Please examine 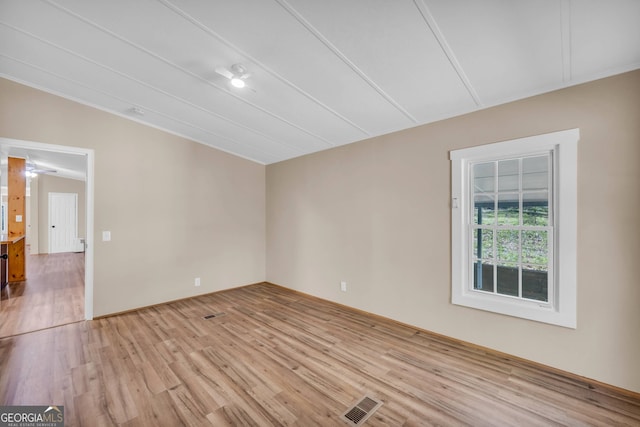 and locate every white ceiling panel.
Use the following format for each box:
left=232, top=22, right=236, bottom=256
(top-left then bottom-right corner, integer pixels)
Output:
left=50, top=0, right=368, bottom=146
left=0, top=2, right=336, bottom=154
left=0, top=26, right=305, bottom=161
left=570, top=0, right=640, bottom=80
left=166, top=0, right=416, bottom=134
left=0, top=0, right=638, bottom=166
left=425, top=0, right=565, bottom=105
left=284, top=0, right=477, bottom=121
